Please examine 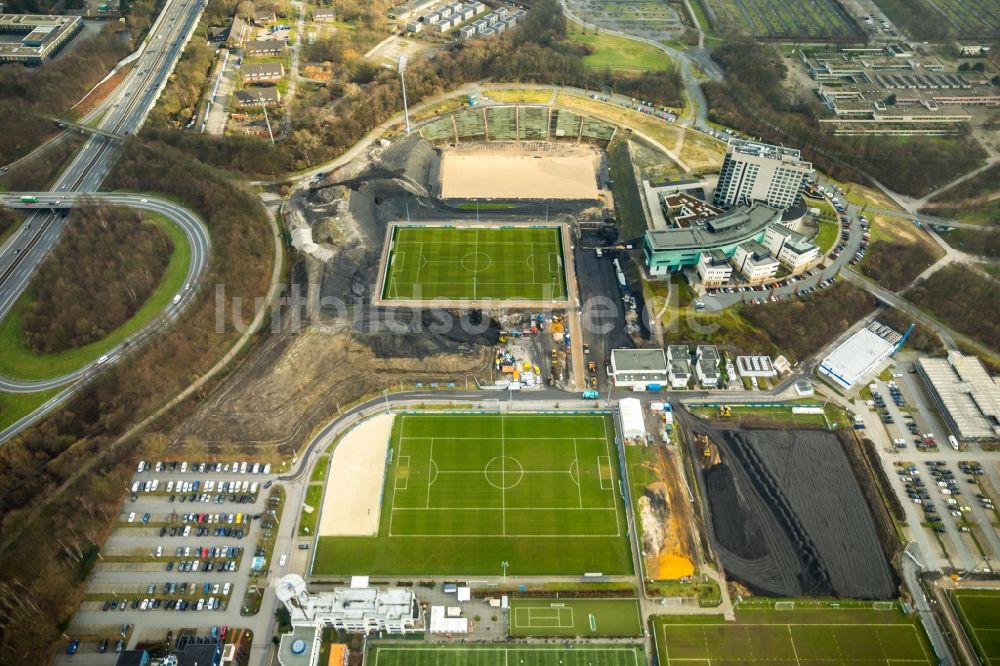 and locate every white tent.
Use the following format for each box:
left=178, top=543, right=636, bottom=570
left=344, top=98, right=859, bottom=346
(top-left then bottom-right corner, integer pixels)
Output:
left=619, top=397, right=646, bottom=439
